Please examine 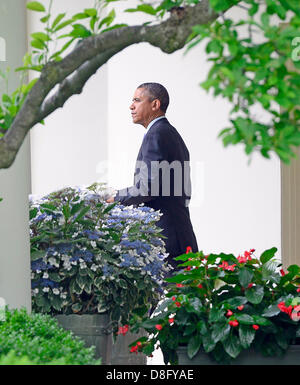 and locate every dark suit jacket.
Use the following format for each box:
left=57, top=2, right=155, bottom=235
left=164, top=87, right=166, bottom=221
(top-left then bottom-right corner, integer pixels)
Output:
left=115, top=117, right=198, bottom=268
